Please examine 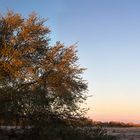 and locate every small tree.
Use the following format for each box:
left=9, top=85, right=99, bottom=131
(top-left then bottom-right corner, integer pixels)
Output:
left=0, top=11, right=87, bottom=127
